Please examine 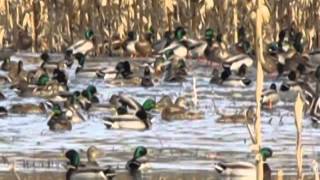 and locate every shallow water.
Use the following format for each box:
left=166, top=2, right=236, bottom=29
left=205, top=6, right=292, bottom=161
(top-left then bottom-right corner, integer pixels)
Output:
left=0, top=53, right=320, bottom=179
